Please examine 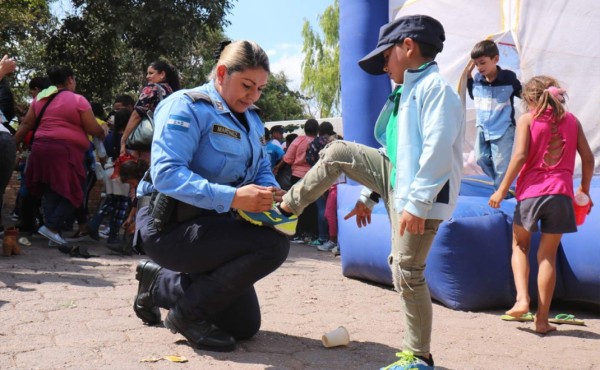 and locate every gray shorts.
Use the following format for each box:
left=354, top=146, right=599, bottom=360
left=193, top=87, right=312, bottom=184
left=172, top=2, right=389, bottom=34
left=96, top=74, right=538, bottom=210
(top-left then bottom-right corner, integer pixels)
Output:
left=514, top=194, right=577, bottom=234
